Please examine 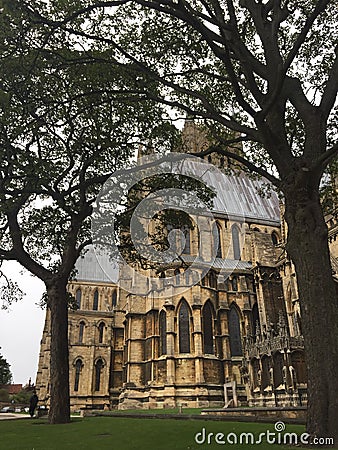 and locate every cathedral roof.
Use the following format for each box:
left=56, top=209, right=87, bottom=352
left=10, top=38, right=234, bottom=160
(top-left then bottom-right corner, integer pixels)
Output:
left=74, top=250, right=253, bottom=284
left=183, top=159, right=280, bottom=225
left=212, top=173, right=280, bottom=224
left=181, top=255, right=252, bottom=271
left=74, top=163, right=280, bottom=283
left=74, top=247, right=118, bottom=284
